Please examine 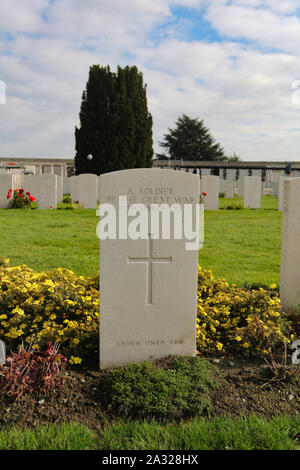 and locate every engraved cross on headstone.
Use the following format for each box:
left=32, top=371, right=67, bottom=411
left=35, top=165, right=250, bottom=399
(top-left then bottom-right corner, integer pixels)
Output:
left=128, top=237, right=172, bottom=306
